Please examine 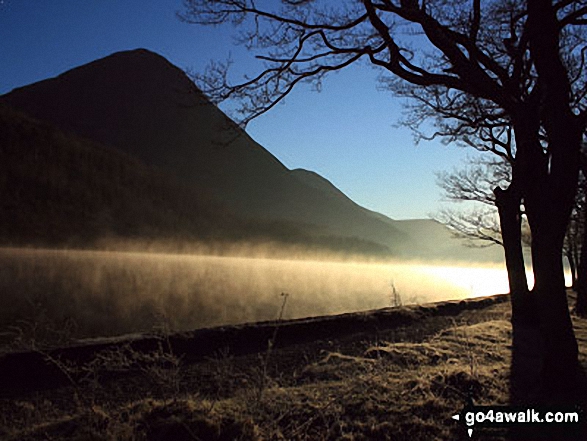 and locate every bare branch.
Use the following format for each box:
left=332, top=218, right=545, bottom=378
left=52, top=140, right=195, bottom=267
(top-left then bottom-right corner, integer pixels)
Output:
left=436, top=207, right=503, bottom=247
